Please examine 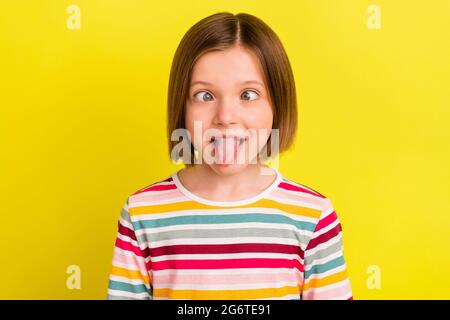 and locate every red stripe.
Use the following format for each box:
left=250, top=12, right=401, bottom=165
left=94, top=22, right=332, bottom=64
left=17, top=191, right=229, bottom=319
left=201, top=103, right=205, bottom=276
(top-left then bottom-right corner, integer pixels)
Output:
left=152, top=258, right=304, bottom=272
left=150, top=243, right=304, bottom=260
left=118, top=223, right=137, bottom=241
left=115, top=237, right=146, bottom=258
left=306, top=223, right=342, bottom=251
left=315, top=211, right=338, bottom=232
left=132, top=181, right=176, bottom=195
left=117, top=222, right=151, bottom=257
left=279, top=182, right=326, bottom=198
